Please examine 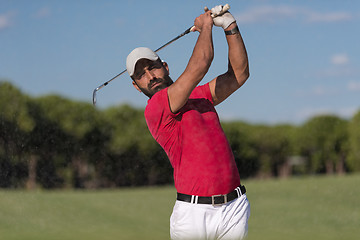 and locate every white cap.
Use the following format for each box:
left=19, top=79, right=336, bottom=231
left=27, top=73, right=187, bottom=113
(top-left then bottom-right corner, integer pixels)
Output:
left=126, top=47, right=159, bottom=77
